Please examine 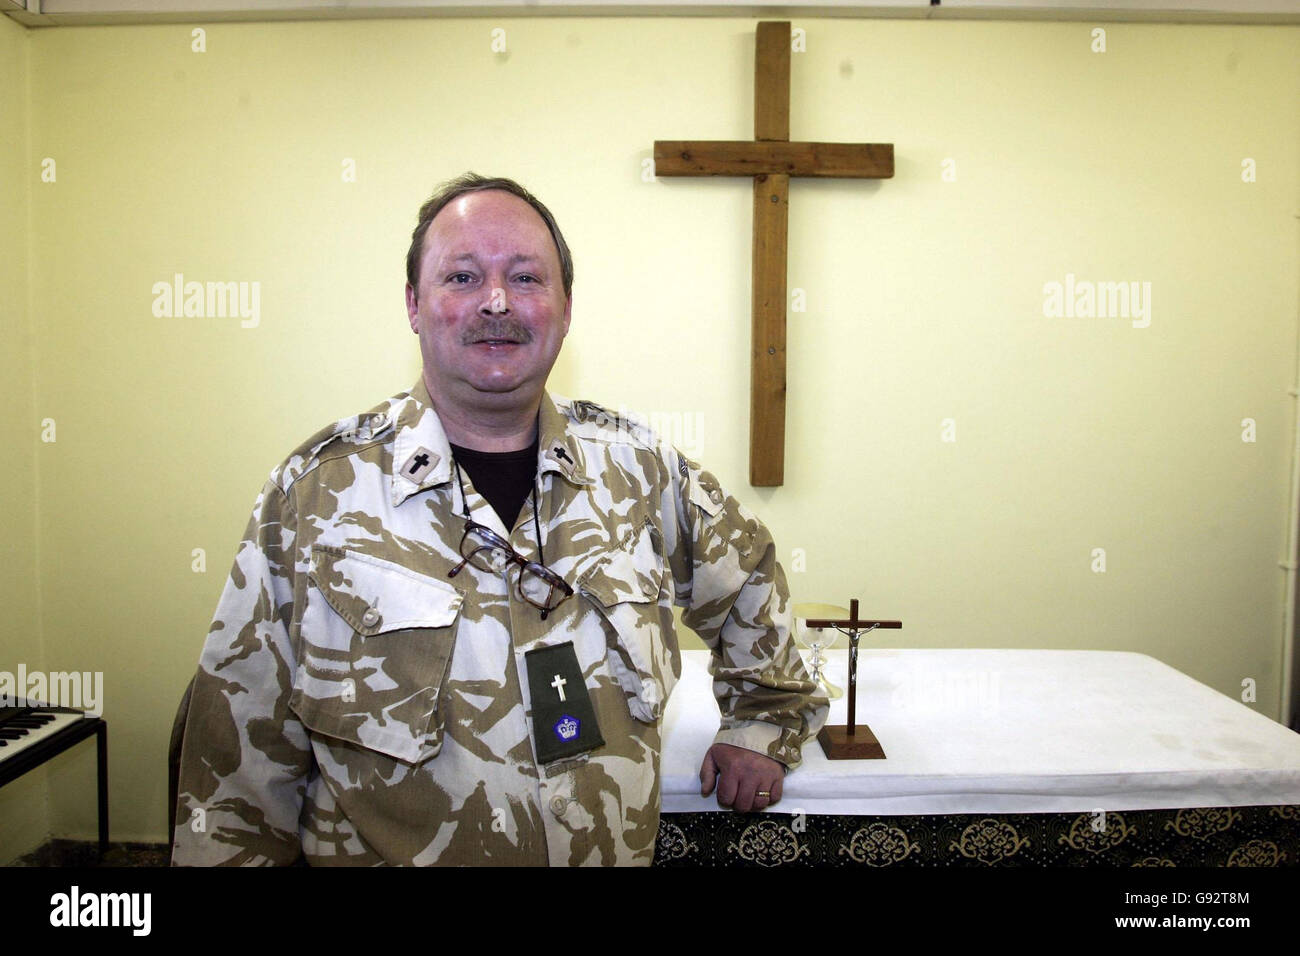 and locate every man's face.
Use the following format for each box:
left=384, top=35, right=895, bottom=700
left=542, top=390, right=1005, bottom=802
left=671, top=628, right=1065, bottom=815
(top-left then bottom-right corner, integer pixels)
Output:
left=405, top=189, right=571, bottom=410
